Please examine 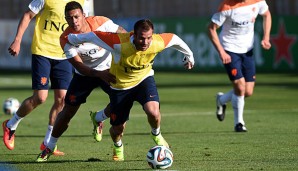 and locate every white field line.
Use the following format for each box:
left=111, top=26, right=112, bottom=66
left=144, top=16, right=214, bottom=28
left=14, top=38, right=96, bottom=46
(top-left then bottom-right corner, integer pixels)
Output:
left=0, top=77, right=30, bottom=85
left=130, top=109, right=298, bottom=118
